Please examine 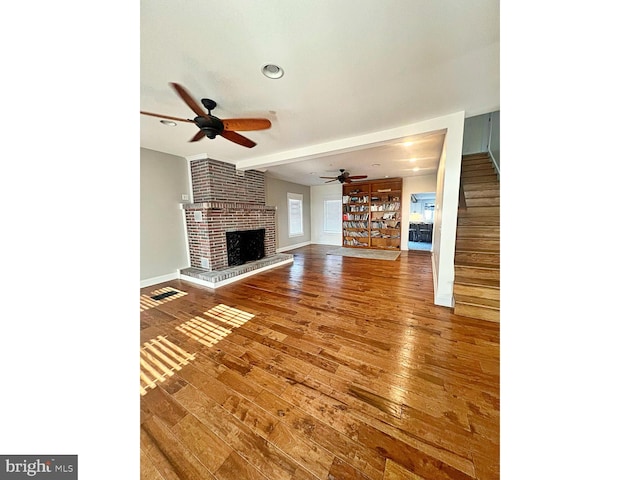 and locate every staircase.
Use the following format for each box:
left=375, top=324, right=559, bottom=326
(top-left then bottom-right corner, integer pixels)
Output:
left=453, top=152, right=500, bottom=322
